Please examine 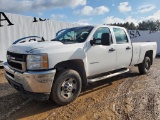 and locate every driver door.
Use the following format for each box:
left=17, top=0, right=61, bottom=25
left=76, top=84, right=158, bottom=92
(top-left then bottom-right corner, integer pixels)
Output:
left=86, top=27, right=116, bottom=76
